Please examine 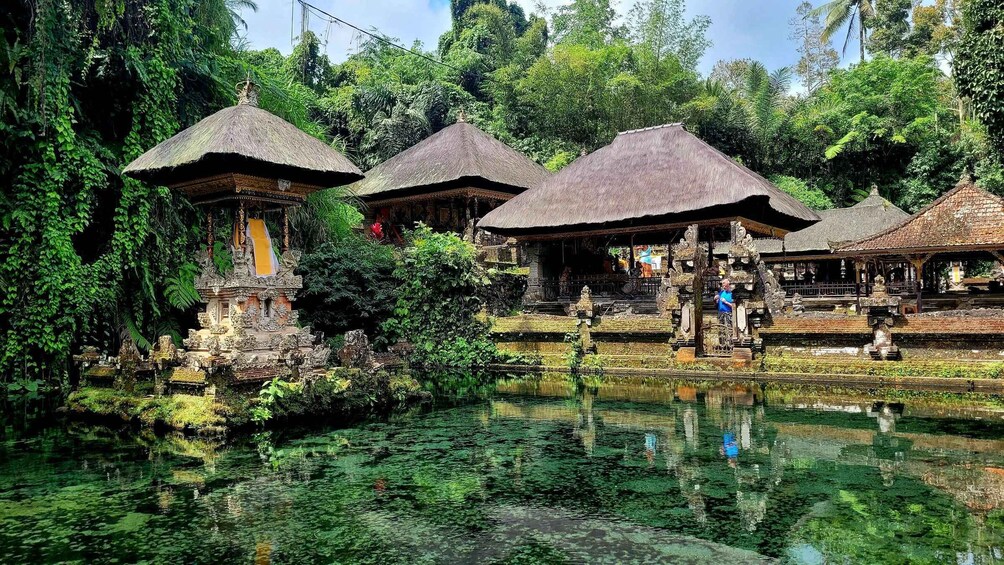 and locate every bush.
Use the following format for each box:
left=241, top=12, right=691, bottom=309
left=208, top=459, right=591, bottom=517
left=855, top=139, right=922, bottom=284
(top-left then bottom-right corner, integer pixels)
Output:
left=296, top=235, right=397, bottom=345
left=382, top=226, right=498, bottom=390
left=770, top=175, right=834, bottom=210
